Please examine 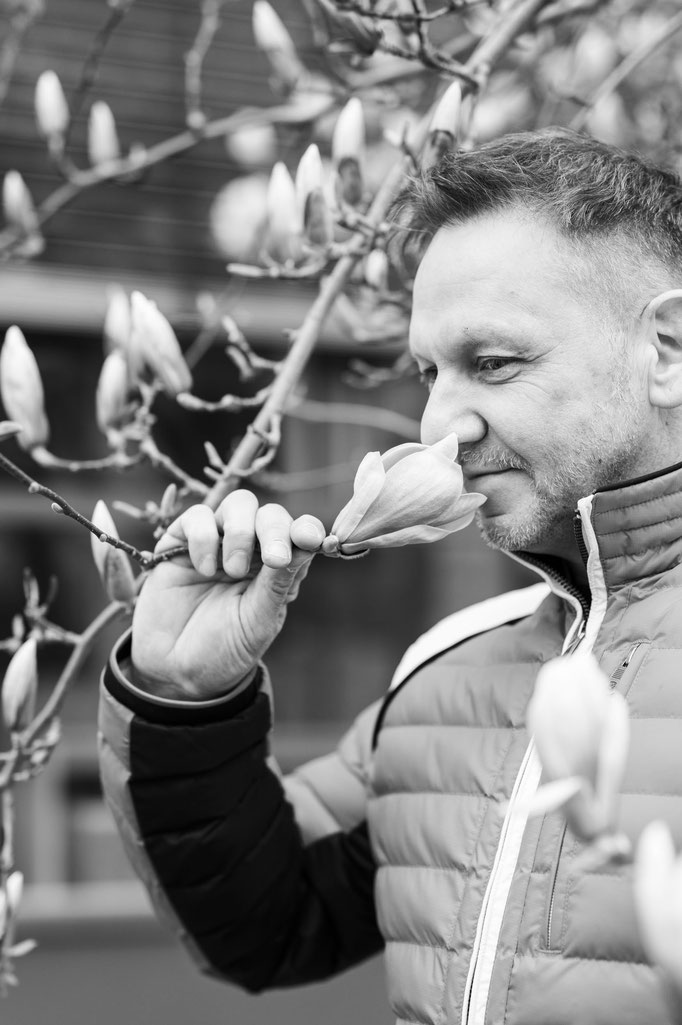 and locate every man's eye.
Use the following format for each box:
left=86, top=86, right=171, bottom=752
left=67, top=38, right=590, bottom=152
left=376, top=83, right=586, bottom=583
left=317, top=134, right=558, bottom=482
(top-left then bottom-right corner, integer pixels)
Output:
left=477, top=356, right=518, bottom=376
